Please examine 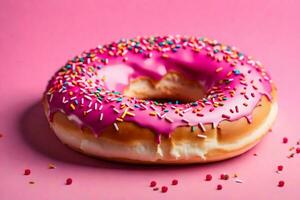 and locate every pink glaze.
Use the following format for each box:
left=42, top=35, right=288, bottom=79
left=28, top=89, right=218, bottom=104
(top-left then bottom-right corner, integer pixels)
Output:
left=45, top=35, right=273, bottom=141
